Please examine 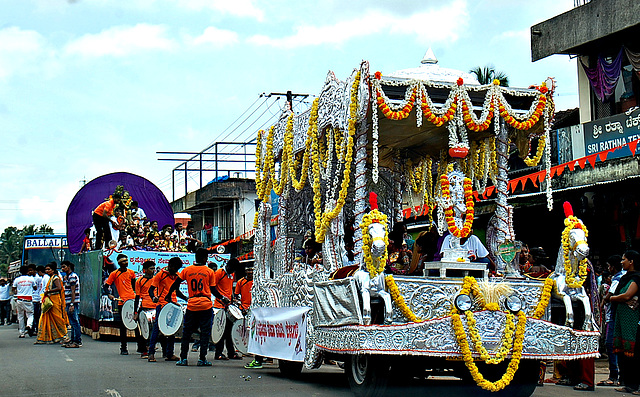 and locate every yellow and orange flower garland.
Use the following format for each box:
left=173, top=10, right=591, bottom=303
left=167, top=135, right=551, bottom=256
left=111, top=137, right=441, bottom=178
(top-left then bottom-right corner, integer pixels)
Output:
left=532, top=278, right=555, bottom=319
left=385, top=275, right=422, bottom=323
left=450, top=277, right=527, bottom=392
left=440, top=174, right=475, bottom=238
left=313, top=70, right=360, bottom=243
left=523, top=134, right=546, bottom=167
left=562, top=216, right=589, bottom=288
left=290, top=98, right=320, bottom=191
